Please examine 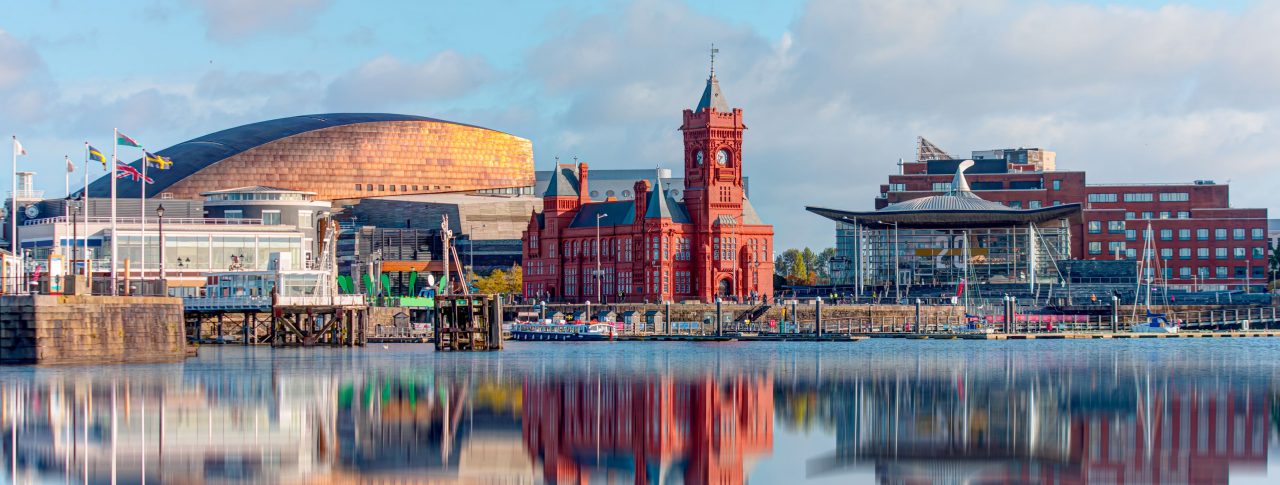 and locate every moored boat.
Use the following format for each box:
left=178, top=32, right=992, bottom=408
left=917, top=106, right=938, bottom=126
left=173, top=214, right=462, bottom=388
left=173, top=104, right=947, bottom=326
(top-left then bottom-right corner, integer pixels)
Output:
left=510, top=320, right=617, bottom=341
